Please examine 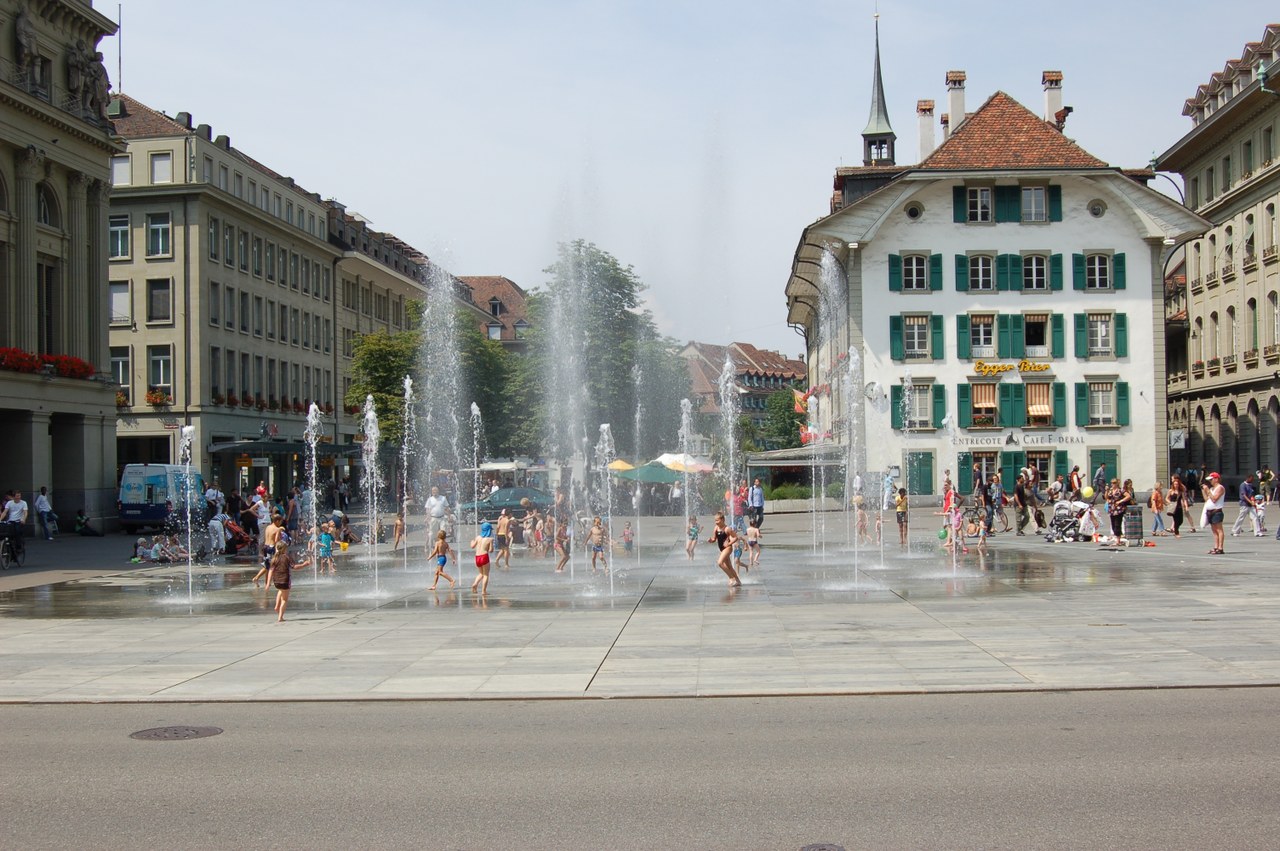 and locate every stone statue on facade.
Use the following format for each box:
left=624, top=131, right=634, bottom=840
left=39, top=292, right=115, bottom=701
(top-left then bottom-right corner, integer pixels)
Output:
left=88, top=51, right=110, bottom=121
left=67, top=38, right=89, bottom=106
left=15, top=6, right=37, bottom=73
